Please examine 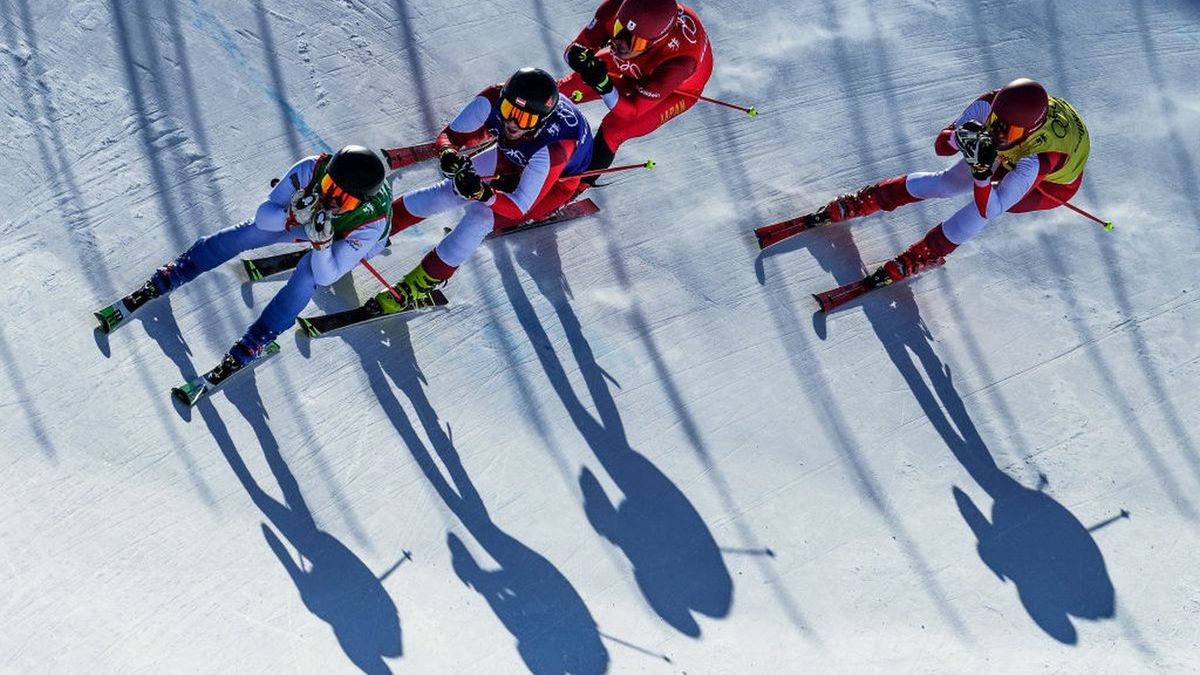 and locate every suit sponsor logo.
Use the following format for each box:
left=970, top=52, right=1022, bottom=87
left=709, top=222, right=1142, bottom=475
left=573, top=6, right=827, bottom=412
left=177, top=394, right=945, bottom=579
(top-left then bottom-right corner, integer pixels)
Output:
left=502, top=147, right=528, bottom=165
